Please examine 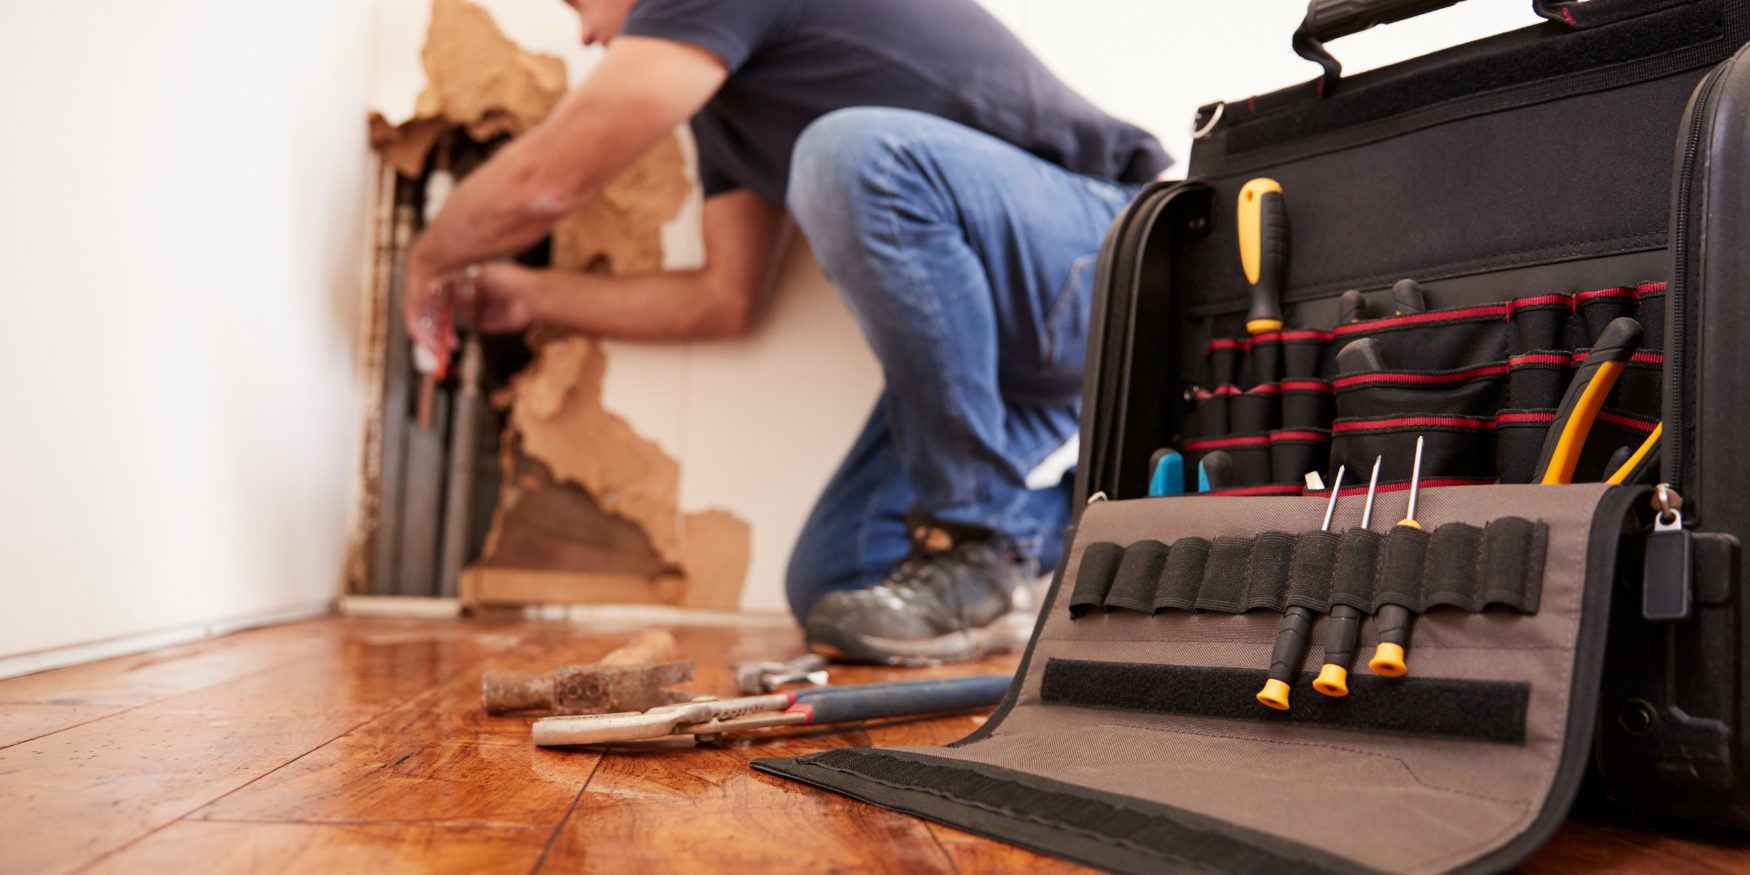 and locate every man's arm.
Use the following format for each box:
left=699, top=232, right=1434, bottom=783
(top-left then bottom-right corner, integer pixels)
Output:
left=403, top=35, right=728, bottom=356
left=473, top=189, right=785, bottom=340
